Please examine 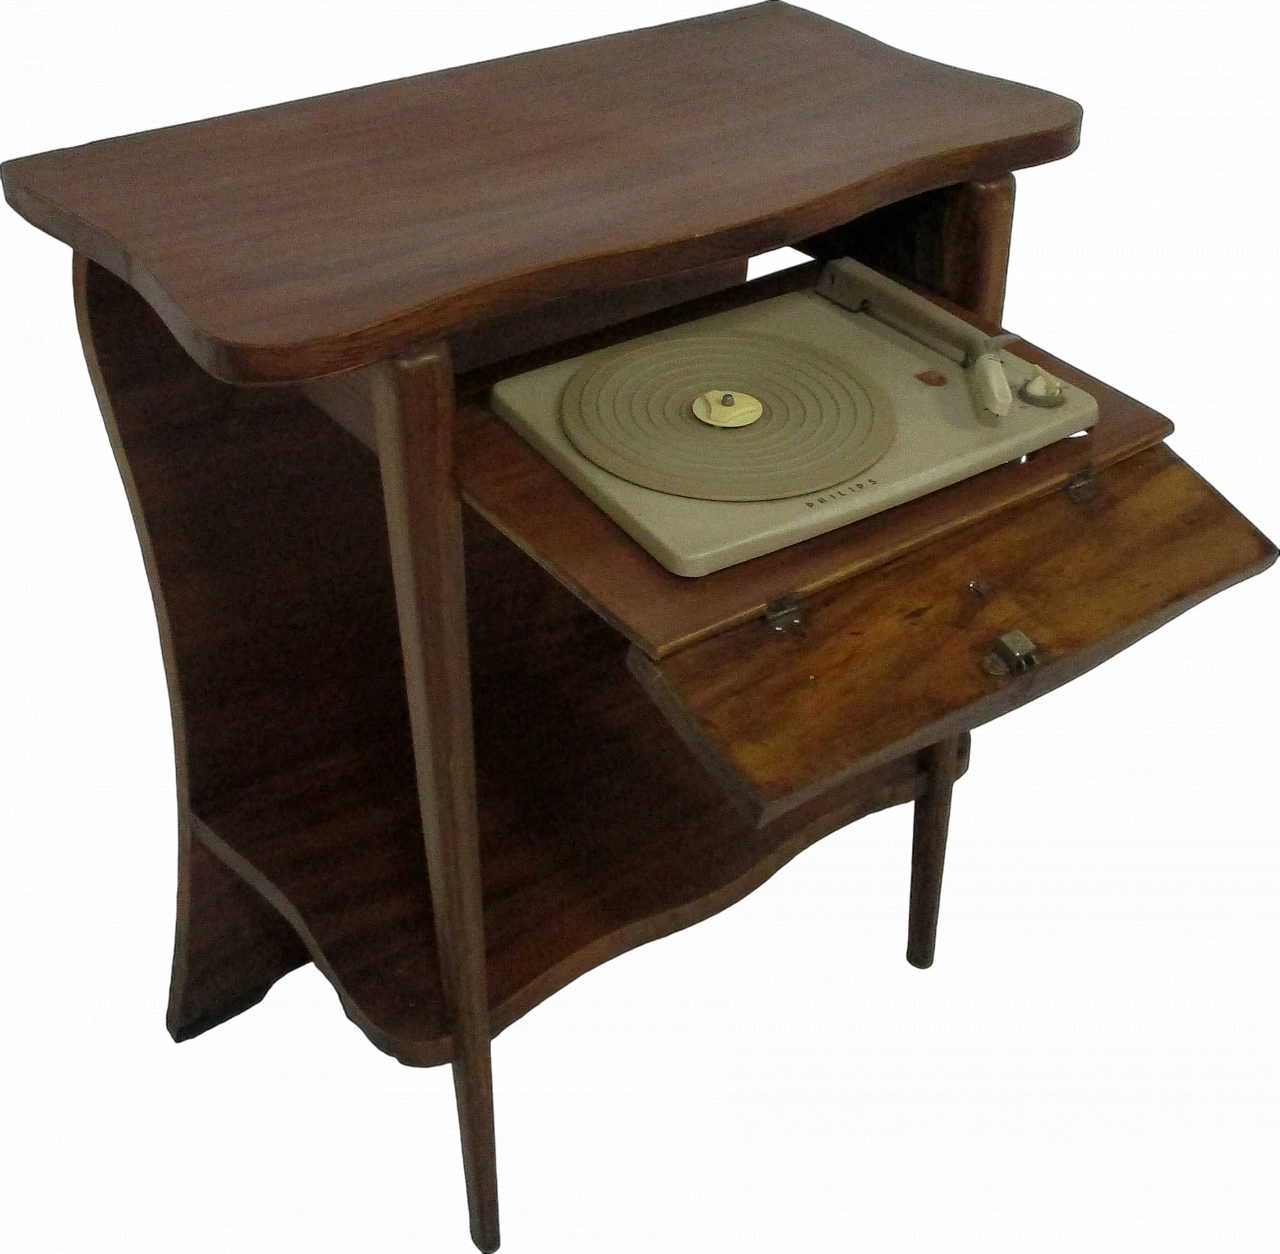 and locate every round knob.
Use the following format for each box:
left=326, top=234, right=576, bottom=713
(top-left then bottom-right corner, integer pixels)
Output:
left=1025, top=368, right=1059, bottom=399
left=1018, top=366, right=1067, bottom=408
